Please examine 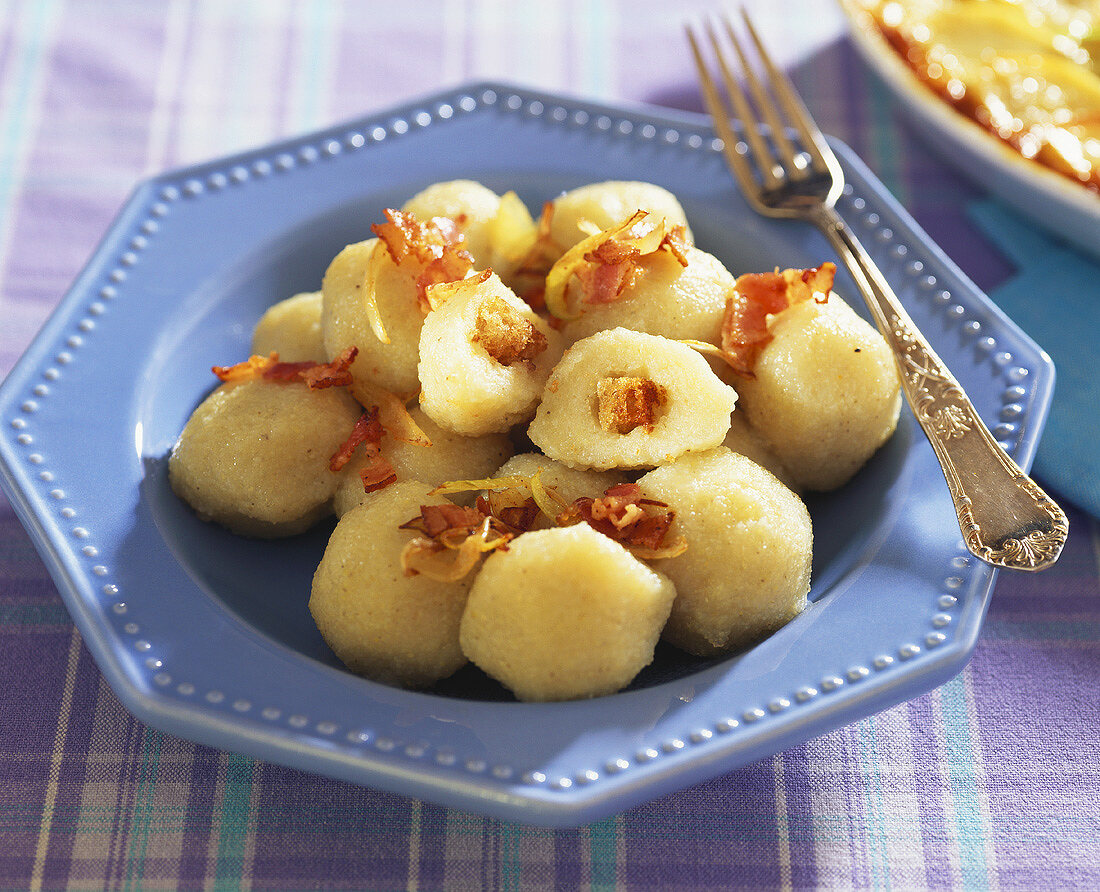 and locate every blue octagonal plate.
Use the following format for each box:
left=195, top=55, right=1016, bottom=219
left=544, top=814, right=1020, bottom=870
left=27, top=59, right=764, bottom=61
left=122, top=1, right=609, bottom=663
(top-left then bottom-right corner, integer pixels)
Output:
left=0, top=83, right=1053, bottom=826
